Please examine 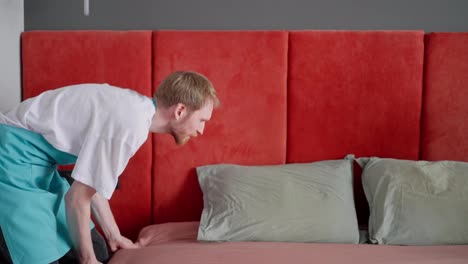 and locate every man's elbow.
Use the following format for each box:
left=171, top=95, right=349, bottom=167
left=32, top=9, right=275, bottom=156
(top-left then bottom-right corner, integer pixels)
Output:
left=65, top=189, right=82, bottom=208
left=65, top=181, right=96, bottom=208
